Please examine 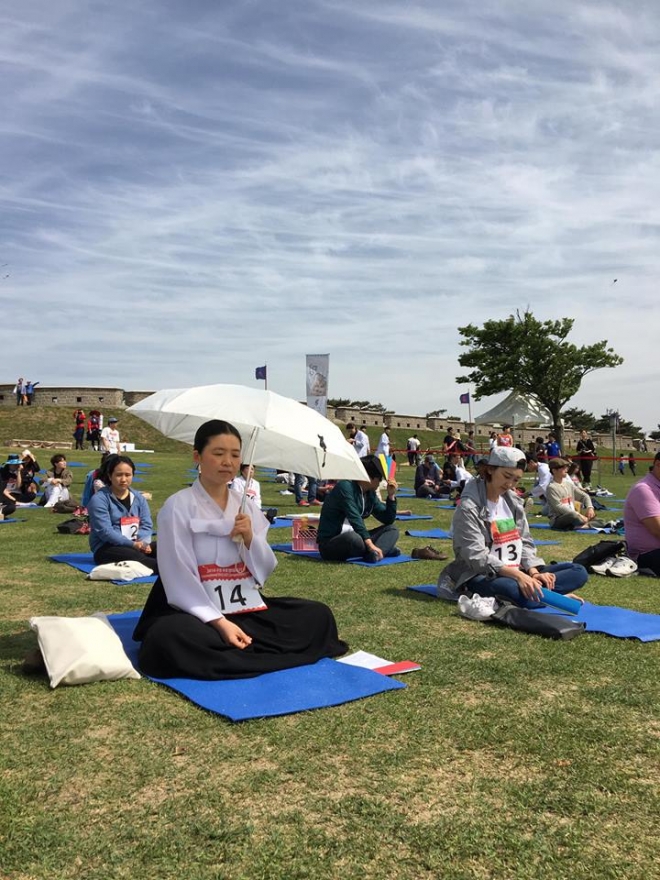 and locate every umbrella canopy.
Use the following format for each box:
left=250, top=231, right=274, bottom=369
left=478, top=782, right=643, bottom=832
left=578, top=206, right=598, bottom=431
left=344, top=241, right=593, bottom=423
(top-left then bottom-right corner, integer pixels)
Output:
left=475, top=390, right=552, bottom=427
left=128, top=384, right=369, bottom=481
